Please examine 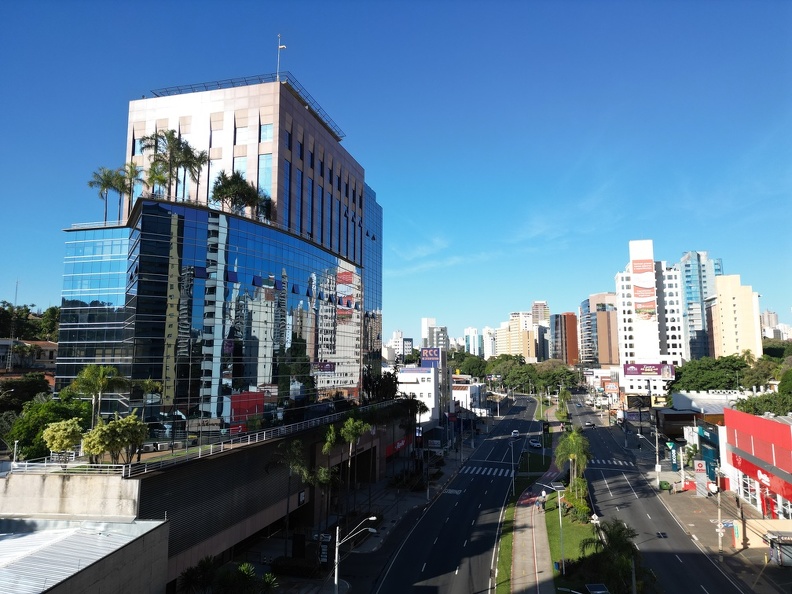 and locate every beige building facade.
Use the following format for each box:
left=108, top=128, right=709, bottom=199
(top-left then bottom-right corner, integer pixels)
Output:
left=706, top=274, right=762, bottom=359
